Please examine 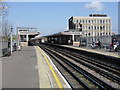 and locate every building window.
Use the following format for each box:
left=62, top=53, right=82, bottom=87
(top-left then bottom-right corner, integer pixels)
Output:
left=97, top=20, right=99, bottom=23
left=92, top=20, right=93, bottom=23
left=109, top=26, right=111, bottom=30
left=94, top=26, right=96, bottom=30
left=103, top=32, right=105, bottom=35
left=91, top=26, right=93, bottom=30
left=94, top=20, right=96, bottom=23
left=106, top=26, right=108, bottom=29
left=79, top=20, right=81, bottom=23
left=98, top=33, right=99, bottom=36
left=103, top=20, right=105, bottom=23
left=89, top=20, right=90, bottom=23
left=80, top=20, right=82, bottom=23
left=73, top=20, right=76, bottom=23
left=100, top=26, right=102, bottom=30
left=88, top=33, right=90, bottom=36
left=83, top=20, right=84, bottom=23
left=106, top=20, right=108, bottom=23
left=100, top=20, right=102, bottom=23
left=97, top=26, right=99, bottom=29
left=89, top=26, right=90, bottom=29
left=77, top=20, right=78, bottom=23
left=103, top=26, right=105, bottom=30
